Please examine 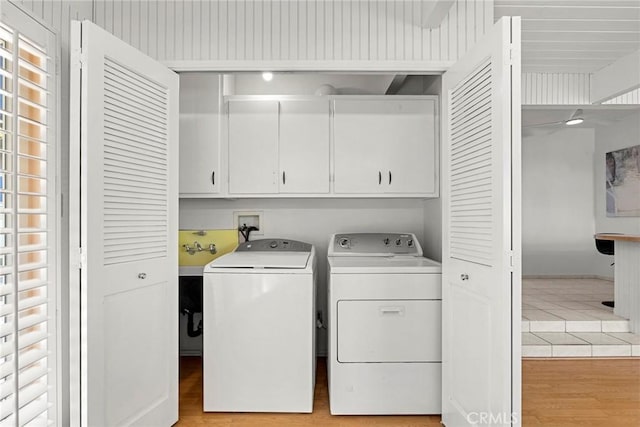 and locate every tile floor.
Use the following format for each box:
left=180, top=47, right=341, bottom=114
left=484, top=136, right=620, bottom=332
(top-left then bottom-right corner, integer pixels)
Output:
left=522, top=278, right=640, bottom=358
